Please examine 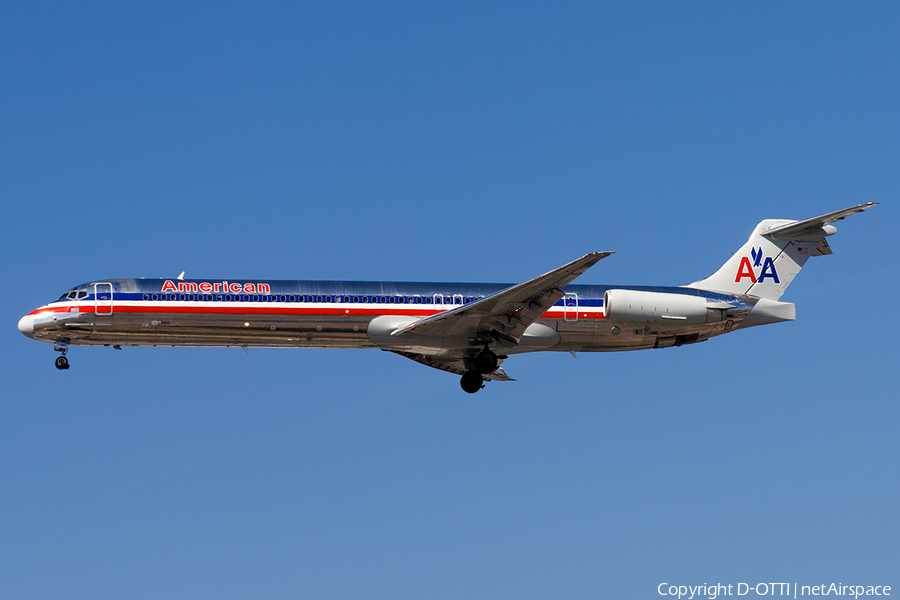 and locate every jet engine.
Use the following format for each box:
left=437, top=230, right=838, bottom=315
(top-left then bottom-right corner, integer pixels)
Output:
left=603, top=289, right=730, bottom=325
